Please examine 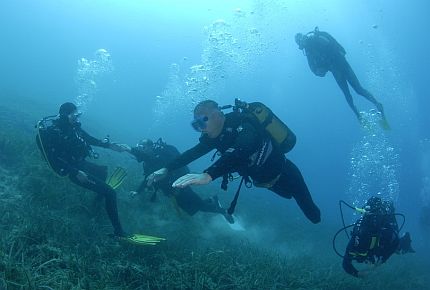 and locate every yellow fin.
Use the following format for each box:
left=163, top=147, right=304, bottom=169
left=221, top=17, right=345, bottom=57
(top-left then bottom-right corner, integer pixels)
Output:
left=379, top=117, right=391, bottom=130
left=106, top=167, right=127, bottom=189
